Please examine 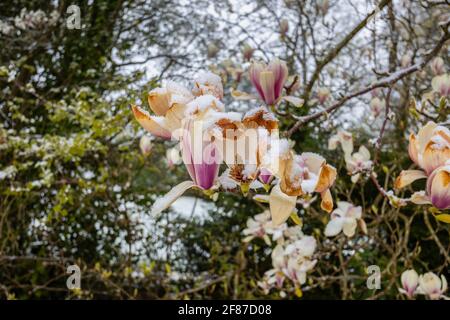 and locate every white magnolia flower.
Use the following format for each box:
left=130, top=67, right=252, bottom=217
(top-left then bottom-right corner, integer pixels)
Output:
left=324, top=201, right=364, bottom=237
left=417, top=272, right=448, bottom=300
left=345, top=145, right=373, bottom=183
